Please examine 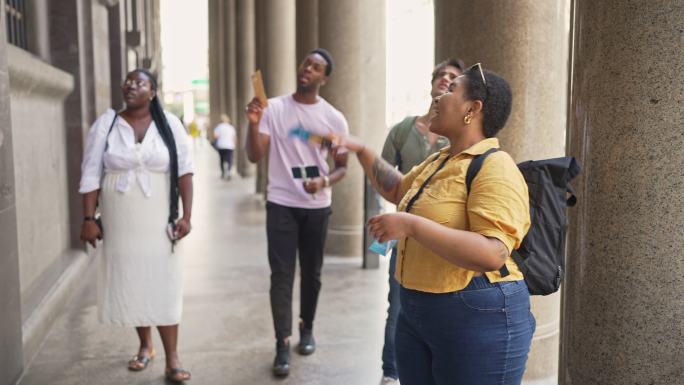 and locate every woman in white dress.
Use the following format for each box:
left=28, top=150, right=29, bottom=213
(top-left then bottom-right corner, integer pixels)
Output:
left=79, top=69, right=194, bottom=383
